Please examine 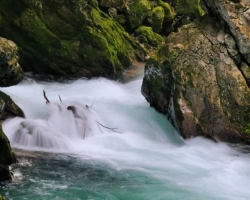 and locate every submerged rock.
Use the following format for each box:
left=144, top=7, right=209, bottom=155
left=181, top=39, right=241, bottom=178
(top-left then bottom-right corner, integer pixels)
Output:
left=0, top=37, right=23, bottom=87
left=142, top=16, right=250, bottom=143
